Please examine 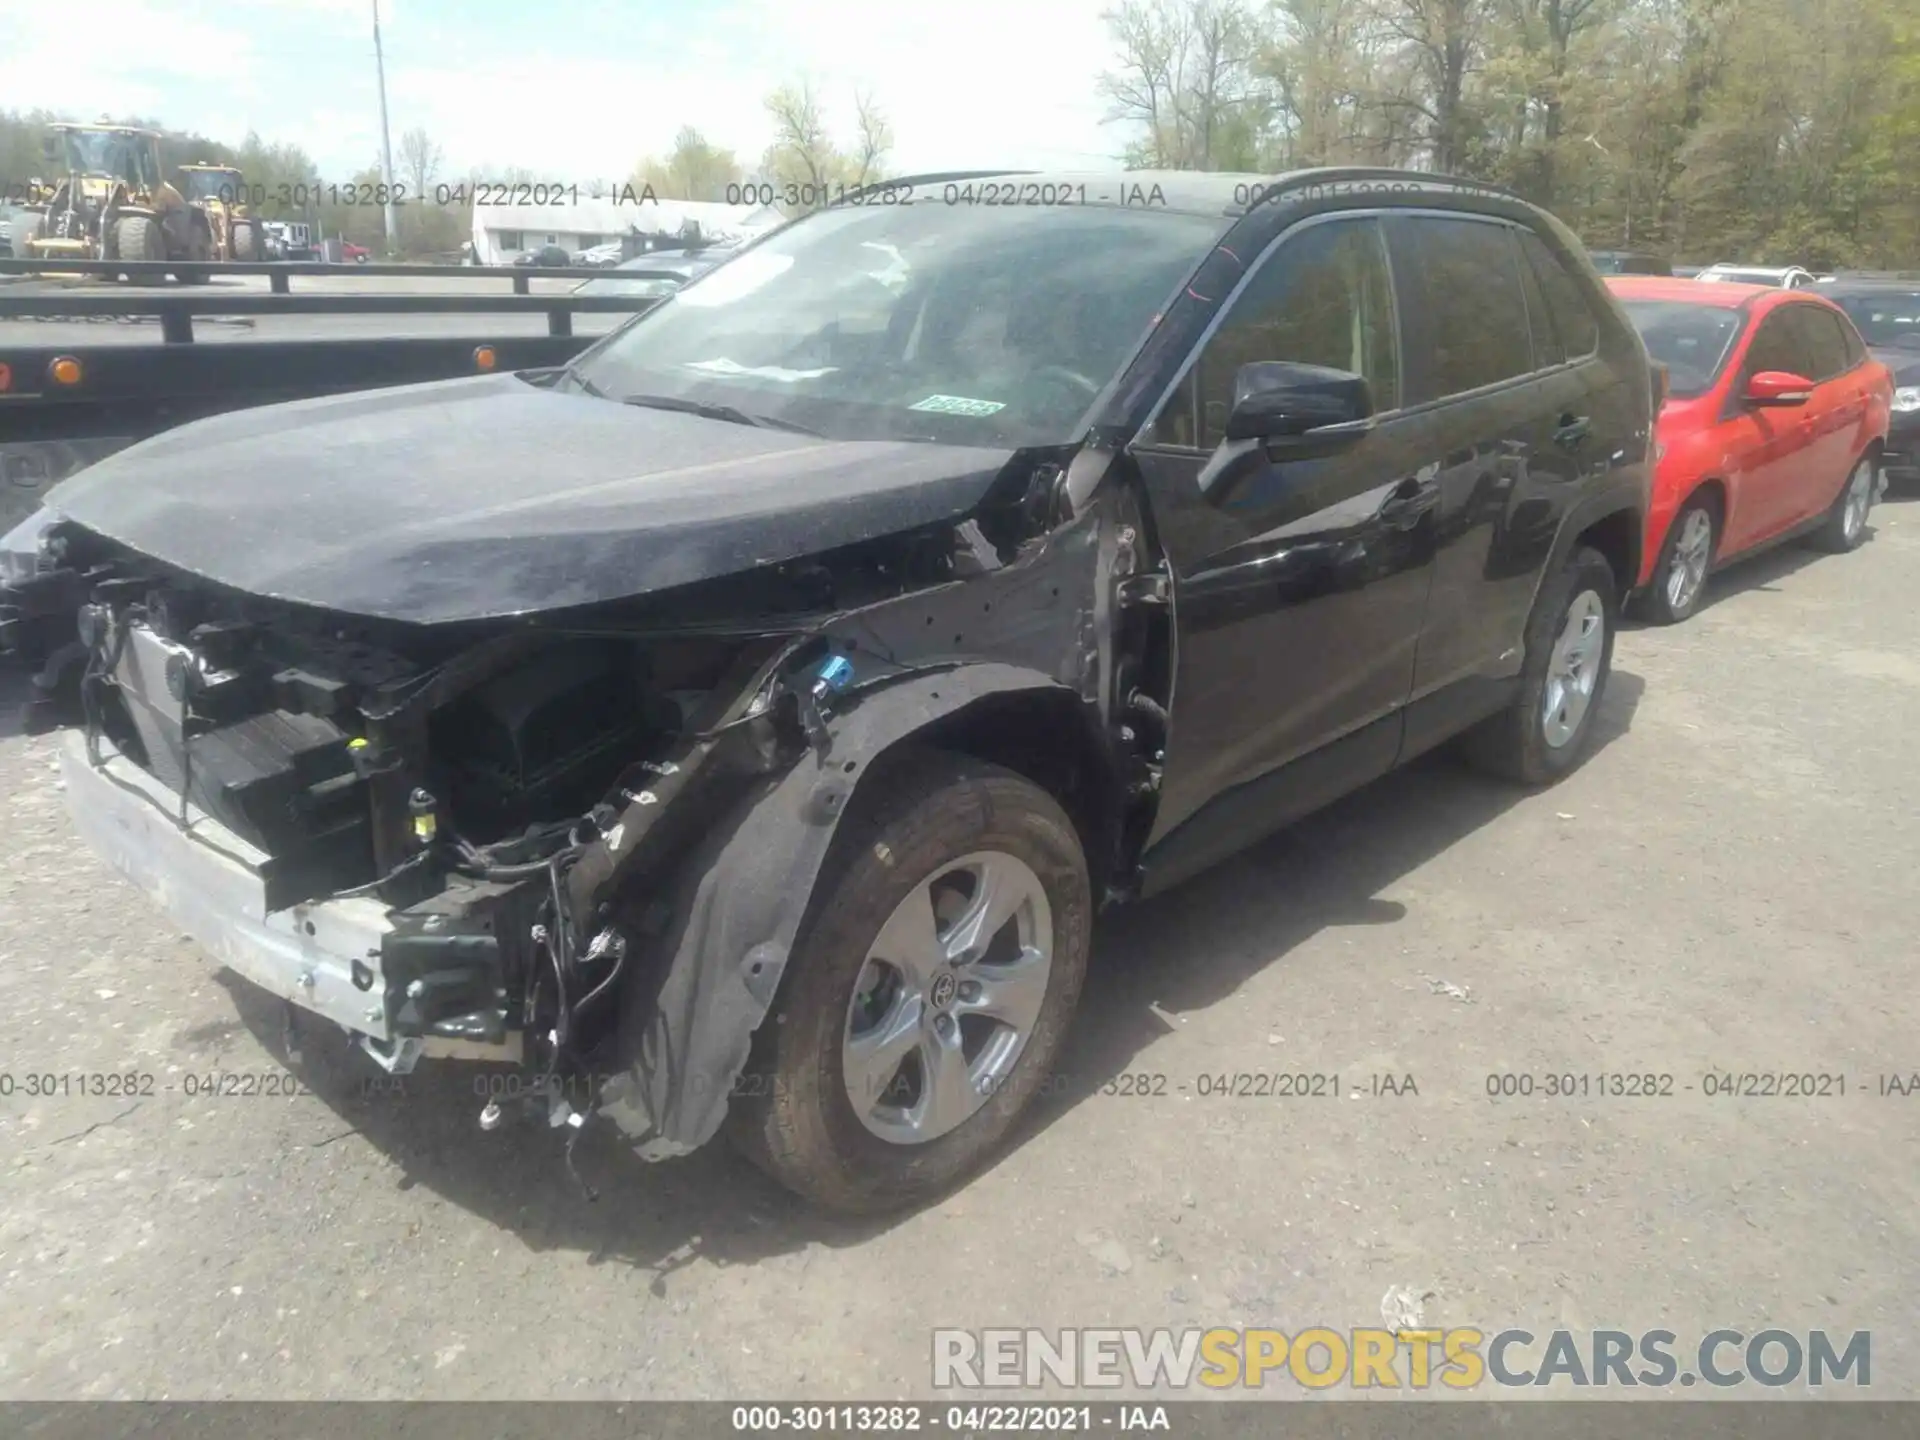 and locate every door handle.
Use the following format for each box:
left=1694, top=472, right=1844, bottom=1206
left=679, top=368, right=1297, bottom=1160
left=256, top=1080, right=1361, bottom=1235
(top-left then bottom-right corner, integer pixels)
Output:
left=1553, top=414, right=1592, bottom=447
left=1379, top=475, right=1441, bottom=528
